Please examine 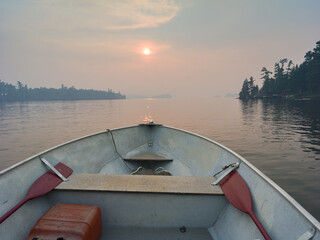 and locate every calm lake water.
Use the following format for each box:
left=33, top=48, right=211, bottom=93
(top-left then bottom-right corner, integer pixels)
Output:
left=0, top=98, right=319, bottom=220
